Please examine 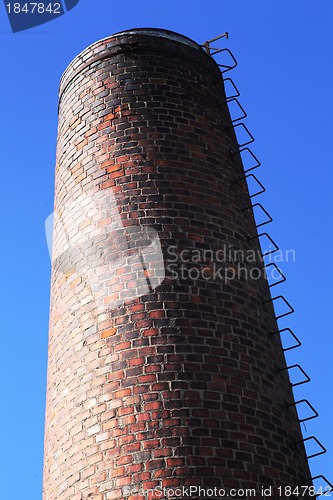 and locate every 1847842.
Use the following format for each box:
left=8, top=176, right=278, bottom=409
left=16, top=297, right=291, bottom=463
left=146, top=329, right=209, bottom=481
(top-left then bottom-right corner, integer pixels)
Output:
left=6, top=2, right=62, bottom=13
left=277, top=485, right=332, bottom=497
